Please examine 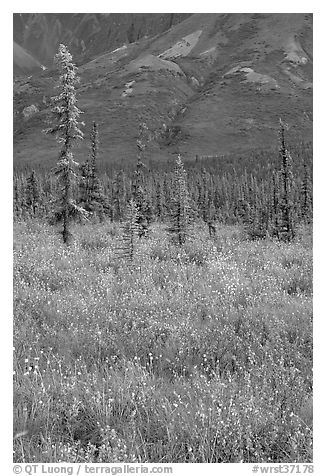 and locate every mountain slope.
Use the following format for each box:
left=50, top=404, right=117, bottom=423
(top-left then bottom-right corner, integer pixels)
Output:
left=13, top=13, right=191, bottom=67
left=13, top=13, right=313, bottom=169
left=13, top=42, right=44, bottom=76
left=153, top=13, right=313, bottom=157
